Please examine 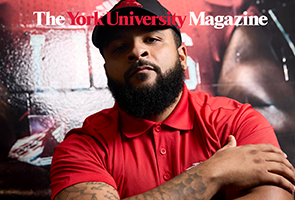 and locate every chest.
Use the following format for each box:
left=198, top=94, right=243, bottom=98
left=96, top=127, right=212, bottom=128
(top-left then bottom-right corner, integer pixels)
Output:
left=112, top=125, right=214, bottom=198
